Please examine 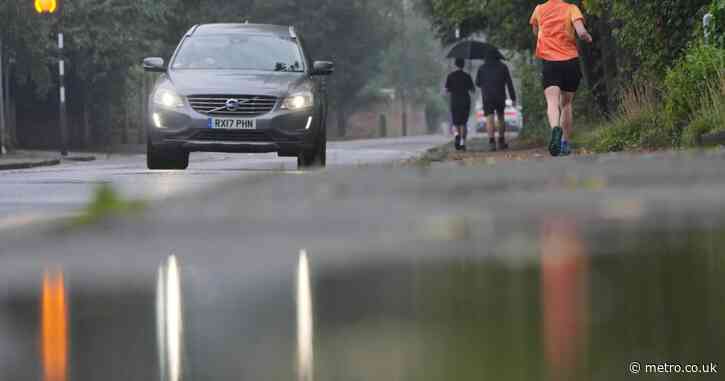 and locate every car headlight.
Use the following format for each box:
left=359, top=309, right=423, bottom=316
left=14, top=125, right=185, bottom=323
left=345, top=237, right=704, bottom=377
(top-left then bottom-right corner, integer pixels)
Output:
left=153, top=88, right=184, bottom=108
left=281, top=91, right=314, bottom=110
